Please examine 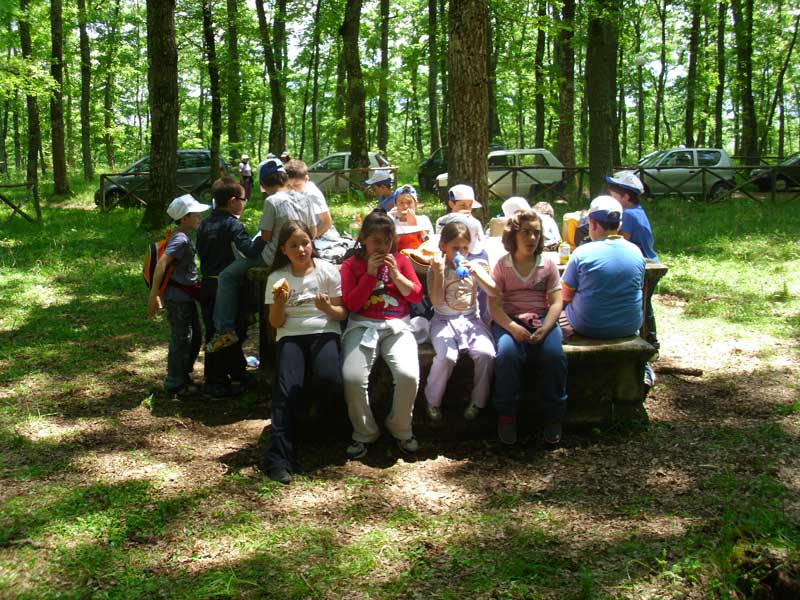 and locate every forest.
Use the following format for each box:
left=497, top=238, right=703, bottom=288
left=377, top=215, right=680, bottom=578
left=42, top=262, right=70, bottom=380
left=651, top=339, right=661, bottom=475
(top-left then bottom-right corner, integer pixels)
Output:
left=0, top=0, right=798, bottom=222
